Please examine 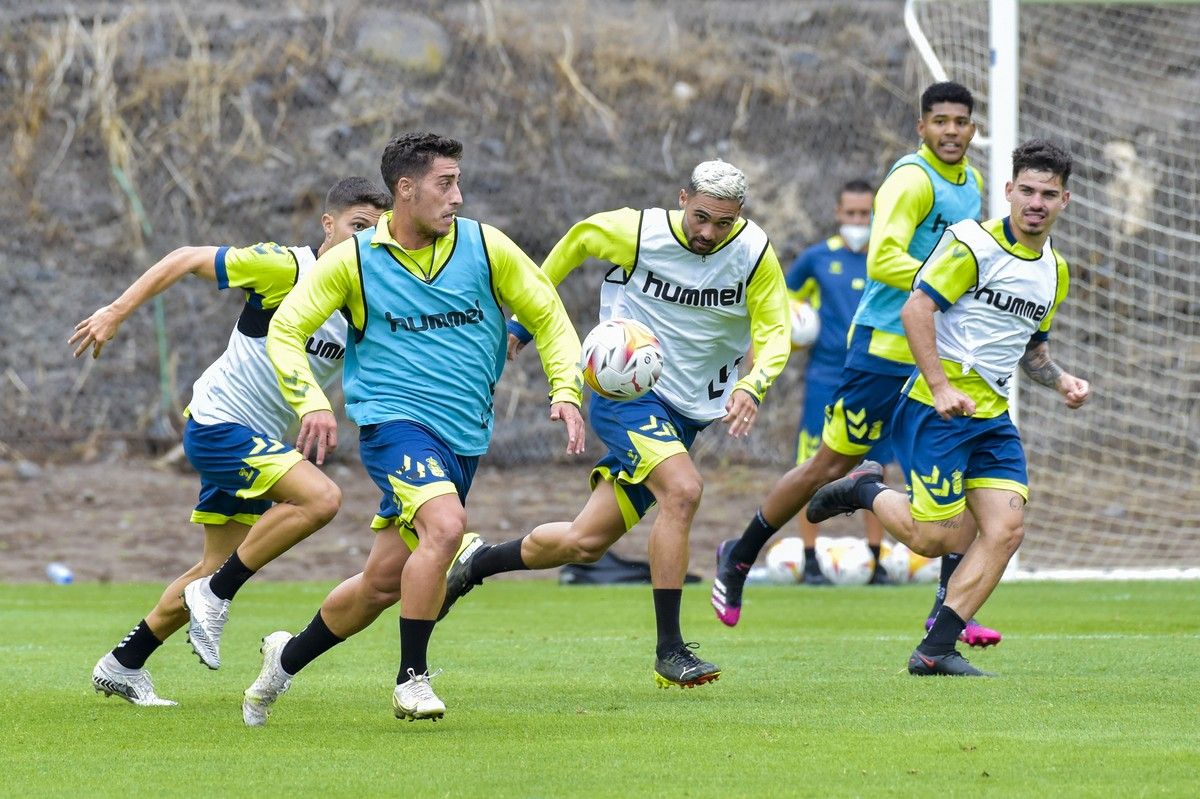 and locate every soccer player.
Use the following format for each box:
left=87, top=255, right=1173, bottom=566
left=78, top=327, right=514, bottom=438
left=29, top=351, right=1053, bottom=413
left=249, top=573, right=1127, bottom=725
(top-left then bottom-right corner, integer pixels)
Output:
left=774, top=179, right=895, bottom=585
left=806, top=139, right=1088, bottom=676
left=438, top=160, right=792, bottom=688
left=241, top=132, right=583, bottom=725
left=712, top=82, right=1000, bottom=645
left=79, top=177, right=391, bottom=705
